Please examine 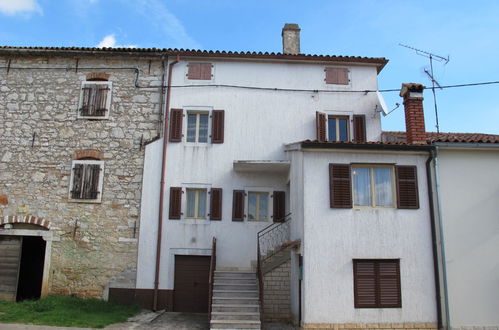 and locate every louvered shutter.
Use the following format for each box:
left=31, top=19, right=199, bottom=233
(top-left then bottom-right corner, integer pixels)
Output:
left=211, top=110, right=224, bottom=143
left=80, top=85, right=92, bottom=116
left=200, top=63, right=212, bottom=80
left=94, top=85, right=109, bottom=116
left=169, top=187, right=182, bottom=219
left=87, top=164, right=101, bottom=199
left=329, top=164, right=352, bottom=208
left=353, top=115, right=366, bottom=143
left=71, top=164, right=84, bottom=199
left=378, top=261, right=401, bottom=307
left=353, top=260, right=377, bottom=308
left=210, top=188, right=222, bottom=221
left=169, top=108, right=183, bottom=142
left=232, top=190, right=245, bottom=221
left=272, top=191, right=286, bottom=222
left=187, top=63, right=201, bottom=79
left=325, top=68, right=349, bottom=85
left=395, top=166, right=419, bottom=209
left=316, top=111, right=327, bottom=142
